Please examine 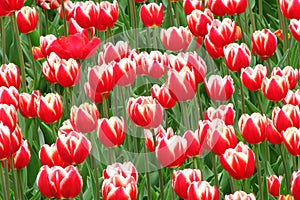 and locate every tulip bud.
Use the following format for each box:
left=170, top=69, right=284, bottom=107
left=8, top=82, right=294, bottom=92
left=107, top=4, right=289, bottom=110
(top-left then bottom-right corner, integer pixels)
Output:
left=223, top=0, right=248, bottom=15
left=187, top=9, right=214, bottom=37
left=144, top=125, right=174, bottom=152
left=103, top=162, right=138, bottom=181
left=19, top=90, right=42, bottom=118
left=267, top=175, right=282, bottom=197
left=271, top=66, right=298, bottom=90
left=0, top=63, right=21, bottom=89
left=291, top=170, right=300, bottom=200
left=224, top=43, right=251, bottom=72
left=206, top=0, right=226, bottom=16
left=205, top=75, right=235, bottom=101
left=283, top=90, right=300, bottom=106
left=39, top=144, right=69, bottom=167
left=266, top=119, right=283, bottom=145
left=290, top=19, right=300, bottom=42
left=279, top=0, right=300, bottom=19
left=252, top=29, right=277, bottom=60
left=0, top=104, right=18, bottom=132
left=113, top=58, right=136, bottom=87
left=204, top=103, right=235, bottom=125
left=183, top=0, right=203, bottom=15
left=36, top=0, right=61, bottom=10
left=261, top=75, right=289, bottom=101
left=54, top=58, right=80, bottom=88
left=16, top=6, right=38, bottom=34
left=187, top=181, right=219, bottom=200
left=98, top=41, right=131, bottom=65
left=0, top=86, right=19, bottom=109
left=204, top=36, right=224, bottom=58
left=58, top=119, right=78, bottom=135
left=140, top=3, right=164, bottom=28
left=0, top=0, right=24, bottom=12
left=96, top=1, right=119, bottom=31
left=283, top=127, right=300, bottom=156
left=151, top=84, right=177, bottom=109
left=241, top=64, right=268, bottom=91
left=58, top=0, right=74, bottom=21
left=183, top=130, right=202, bottom=157
left=40, top=34, right=57, bottom=58
left=224, top=191, right=256, bottom=200
left=0, top=123, right=12, bottom=160
left=73, top=1, right=99, bottom=28
left=272, top=104, right=300, bottom=132
left=13, top=140, right=31, bottom=169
